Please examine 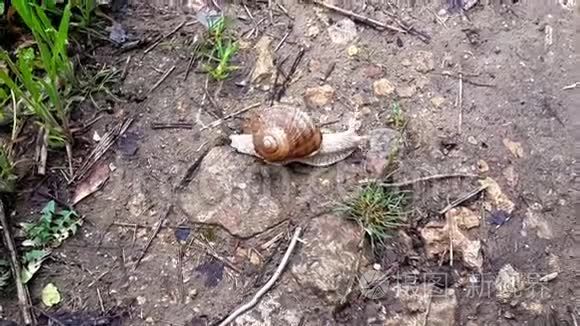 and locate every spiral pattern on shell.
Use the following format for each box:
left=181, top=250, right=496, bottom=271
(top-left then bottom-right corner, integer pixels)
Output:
left=247, top=105, right=323, bottom=162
